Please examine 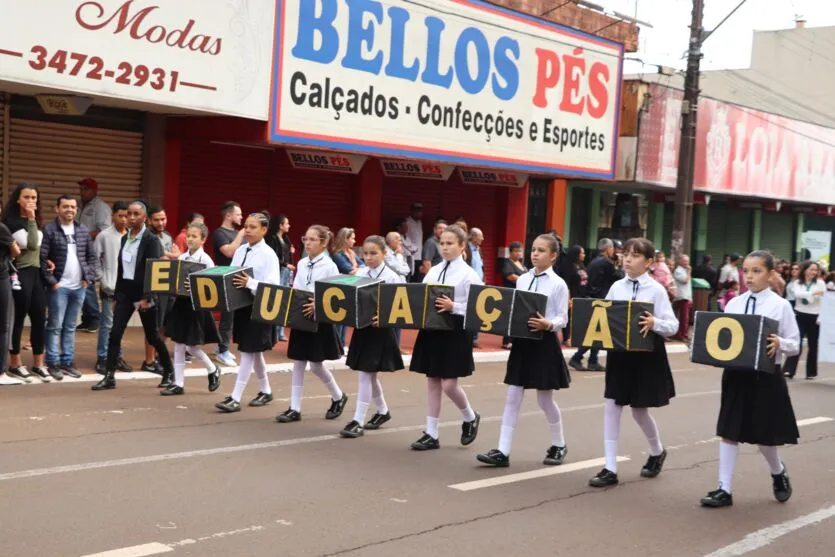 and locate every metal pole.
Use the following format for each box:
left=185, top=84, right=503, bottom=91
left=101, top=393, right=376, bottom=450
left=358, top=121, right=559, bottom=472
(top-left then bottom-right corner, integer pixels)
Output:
left=671, top=0, right=705, bottom=262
